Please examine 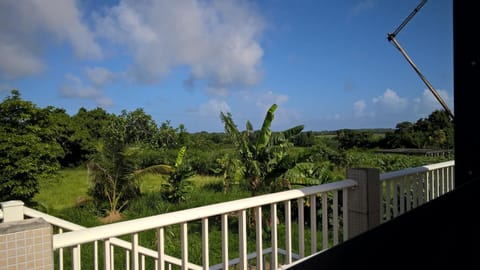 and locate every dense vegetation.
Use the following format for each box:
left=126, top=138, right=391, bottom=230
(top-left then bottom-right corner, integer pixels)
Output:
left=0, top=89, right=453, bottom=220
